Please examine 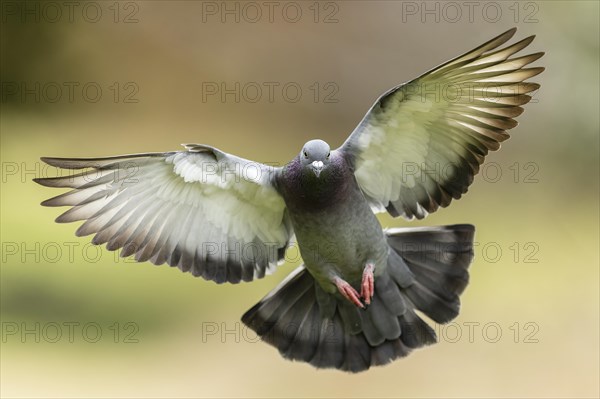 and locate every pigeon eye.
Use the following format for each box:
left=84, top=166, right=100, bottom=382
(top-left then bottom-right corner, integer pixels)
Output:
left=326, top=152, right=330, bottom=159
left=304, top=151, right=308, bottom=158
